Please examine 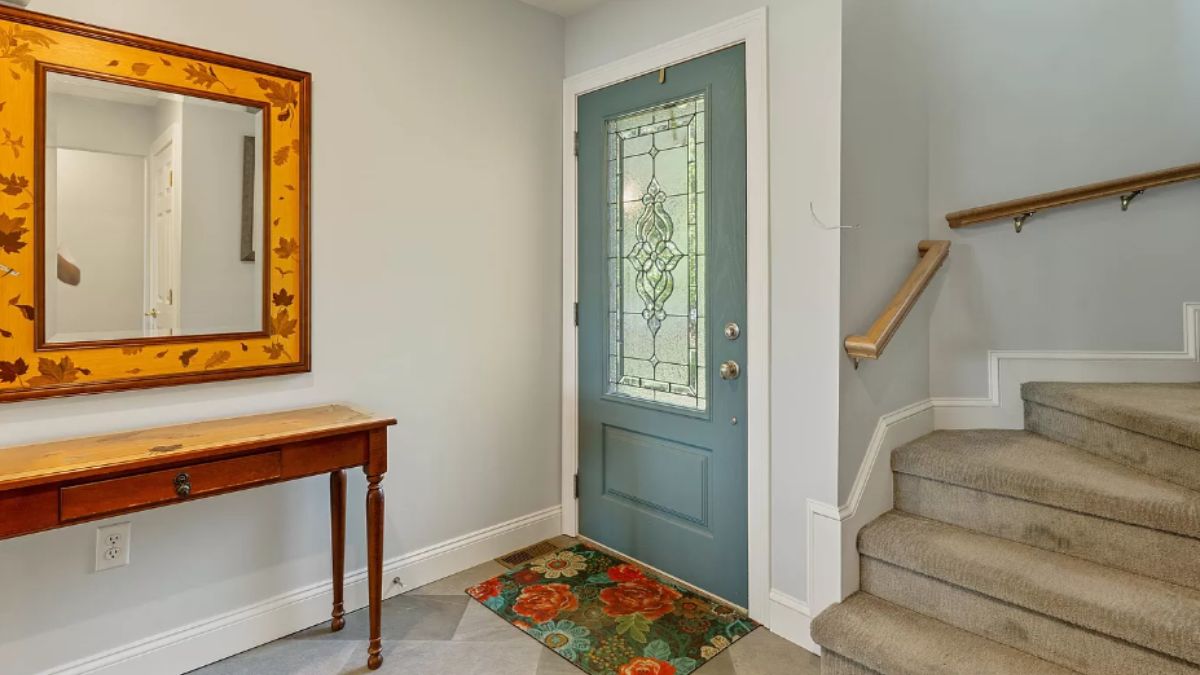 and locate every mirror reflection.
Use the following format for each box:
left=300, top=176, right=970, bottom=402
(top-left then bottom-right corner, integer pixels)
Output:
left=44, top=71, right=265, bottom=344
